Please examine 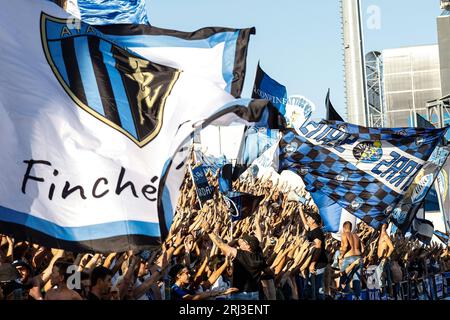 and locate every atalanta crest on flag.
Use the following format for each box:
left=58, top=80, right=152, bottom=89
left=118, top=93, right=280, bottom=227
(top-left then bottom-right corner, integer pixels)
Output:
left=41, top=13, right=180, bottom=147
